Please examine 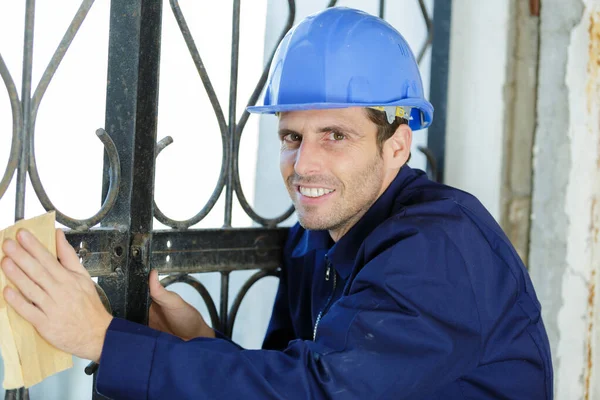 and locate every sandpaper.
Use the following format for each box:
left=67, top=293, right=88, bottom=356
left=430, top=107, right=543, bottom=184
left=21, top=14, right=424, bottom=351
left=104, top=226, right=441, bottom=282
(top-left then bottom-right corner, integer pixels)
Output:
left=0, top=212, right=73, bottom=389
